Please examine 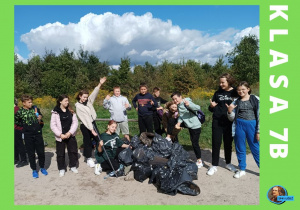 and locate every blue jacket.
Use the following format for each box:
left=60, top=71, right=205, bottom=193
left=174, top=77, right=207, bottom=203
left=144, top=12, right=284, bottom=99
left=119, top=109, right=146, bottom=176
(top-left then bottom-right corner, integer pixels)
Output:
left=132, top=93, right=158, bottom=116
